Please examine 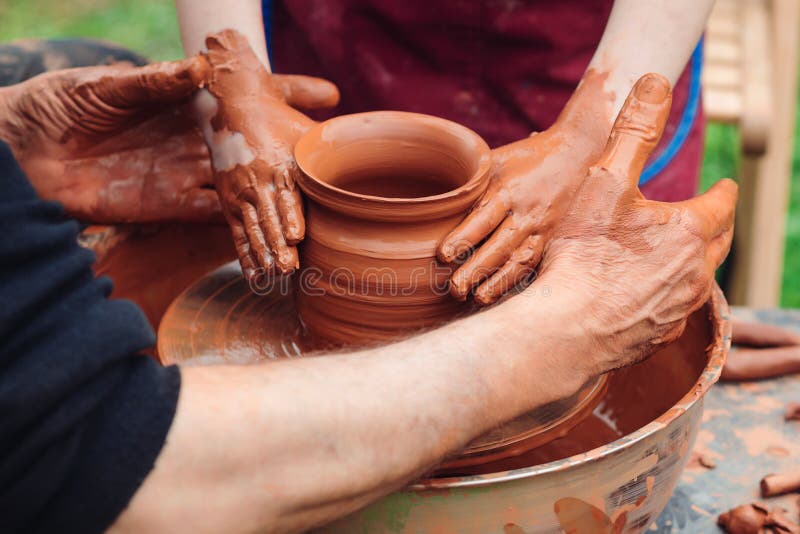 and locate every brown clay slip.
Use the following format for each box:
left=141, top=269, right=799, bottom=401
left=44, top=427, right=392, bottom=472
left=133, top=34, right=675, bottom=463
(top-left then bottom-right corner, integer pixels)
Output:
left=721, top=346, right=800, bottom=381
left=761, top=469, right=800, bottom=498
